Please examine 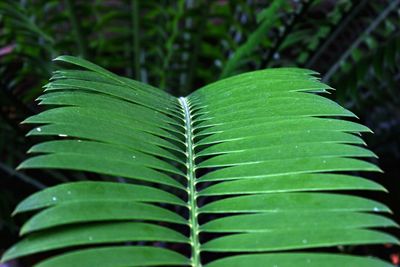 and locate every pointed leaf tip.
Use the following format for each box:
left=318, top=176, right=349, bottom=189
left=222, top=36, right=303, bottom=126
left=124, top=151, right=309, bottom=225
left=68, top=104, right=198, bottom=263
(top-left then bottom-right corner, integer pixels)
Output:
left=15, top=163, right=24, bottom=171
left=53, top=55, right=73, bottom=62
